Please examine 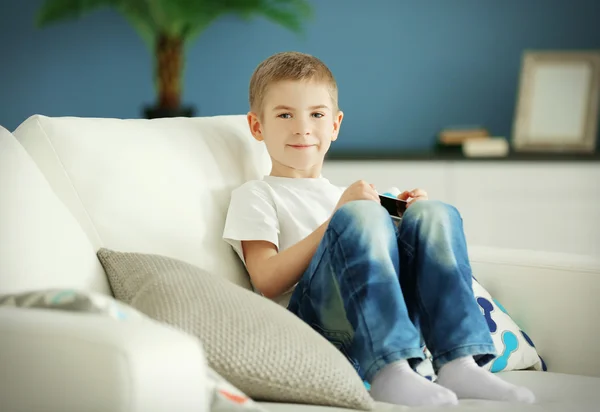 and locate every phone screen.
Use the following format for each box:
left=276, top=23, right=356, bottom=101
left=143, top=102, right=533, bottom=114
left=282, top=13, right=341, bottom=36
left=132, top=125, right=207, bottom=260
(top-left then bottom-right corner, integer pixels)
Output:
left=379, top=194, right=407, bottom=220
